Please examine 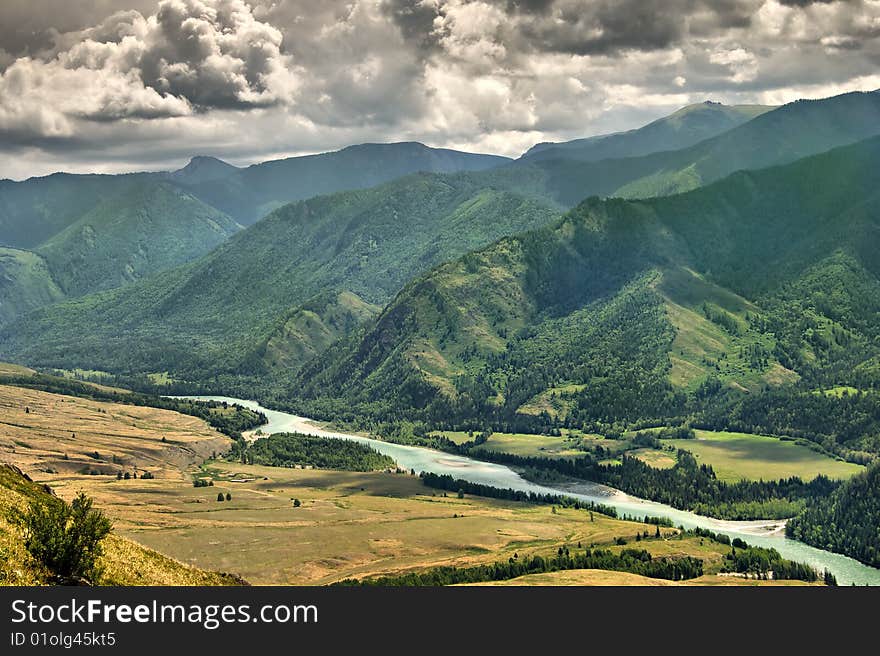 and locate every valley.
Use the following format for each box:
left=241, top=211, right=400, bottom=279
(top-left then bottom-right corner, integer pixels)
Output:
left=3, top=89, right=880, bottom=586
left=0, top=381, right=839, bottom=586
